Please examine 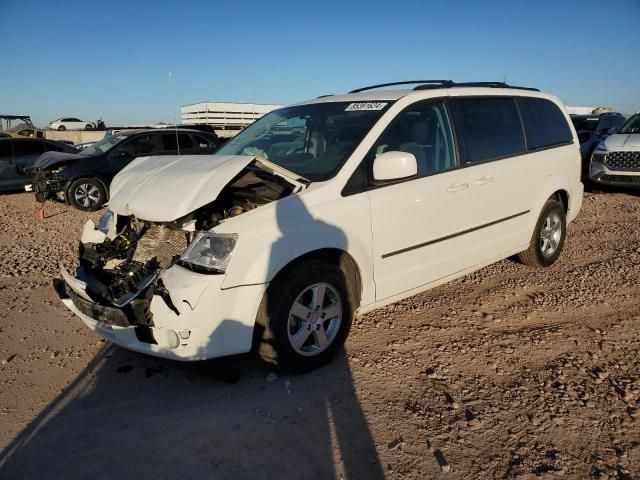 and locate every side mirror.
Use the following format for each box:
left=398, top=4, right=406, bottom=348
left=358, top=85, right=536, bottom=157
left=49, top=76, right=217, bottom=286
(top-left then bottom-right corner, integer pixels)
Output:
left=372, top=151, right=418, bottom=182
